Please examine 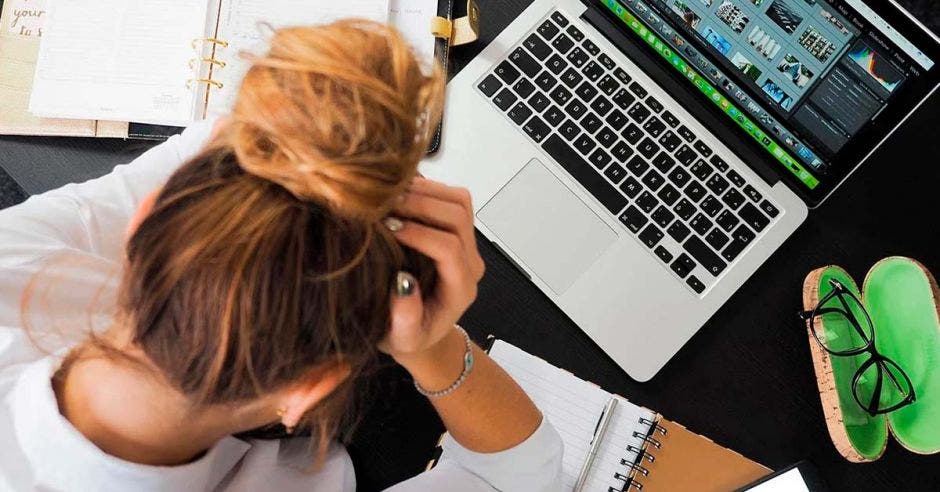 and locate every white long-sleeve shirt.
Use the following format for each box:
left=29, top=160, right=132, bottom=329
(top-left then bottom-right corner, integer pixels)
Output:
left=0, top=120, right=564, bottom=491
